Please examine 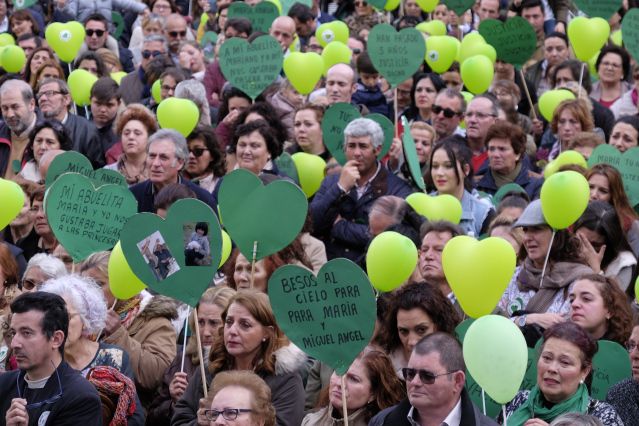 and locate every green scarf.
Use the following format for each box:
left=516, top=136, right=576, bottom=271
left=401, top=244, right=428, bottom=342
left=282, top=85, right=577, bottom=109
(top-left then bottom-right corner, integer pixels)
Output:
left=507, top=384, right=590, bottom=426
